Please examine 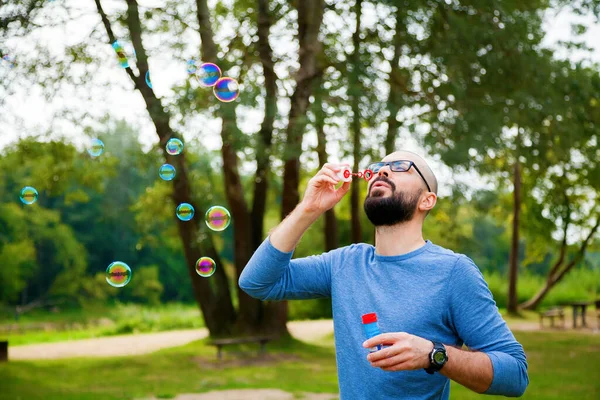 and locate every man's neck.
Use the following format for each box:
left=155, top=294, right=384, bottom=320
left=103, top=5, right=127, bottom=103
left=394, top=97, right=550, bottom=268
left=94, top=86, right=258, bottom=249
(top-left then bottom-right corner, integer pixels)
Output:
left=374, top=219, right=426, bottom=256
